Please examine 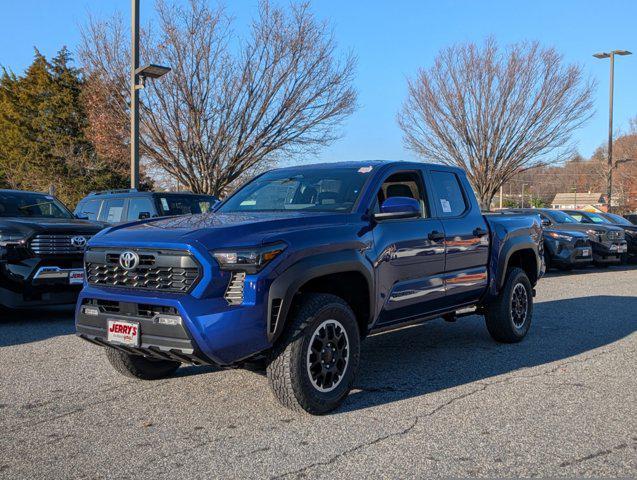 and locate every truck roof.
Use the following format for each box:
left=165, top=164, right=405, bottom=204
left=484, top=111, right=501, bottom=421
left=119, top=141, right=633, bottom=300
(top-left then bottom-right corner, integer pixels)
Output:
left=275, top=160, right=463, bottom=173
